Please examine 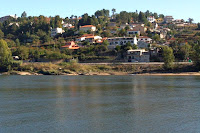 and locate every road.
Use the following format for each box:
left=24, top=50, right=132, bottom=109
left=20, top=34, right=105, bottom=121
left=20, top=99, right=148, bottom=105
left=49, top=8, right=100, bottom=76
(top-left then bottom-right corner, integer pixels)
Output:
left=80, top=62, right=193, bottom=65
